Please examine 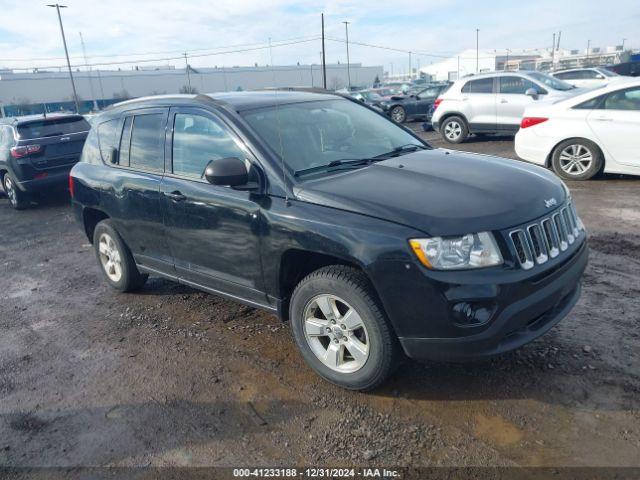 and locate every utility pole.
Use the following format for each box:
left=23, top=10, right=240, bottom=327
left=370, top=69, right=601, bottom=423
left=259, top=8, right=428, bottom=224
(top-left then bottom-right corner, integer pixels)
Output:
left=342, top=21, right=351, bottom=90
left=476, top=28, right=480, bottom=73
left=183, top=52, right=192, bottom=92
left=586, top=39, right=591, bottom=66
left=505, top=49, right=511, bottom=71
left=47, top=4, right=80, bottom=113
left=457, top=56, right=460, bottom=80
left=321, top=13, right=327, bottom=89
left=79, top=32, right=98, bottom=111
left=622, top=38, right=627, bottom=51
left=408, top=51, right=412, bottom=80
left=557, top=30, right=562, bottom=51
left=551, top=33, right=556, bottom=69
